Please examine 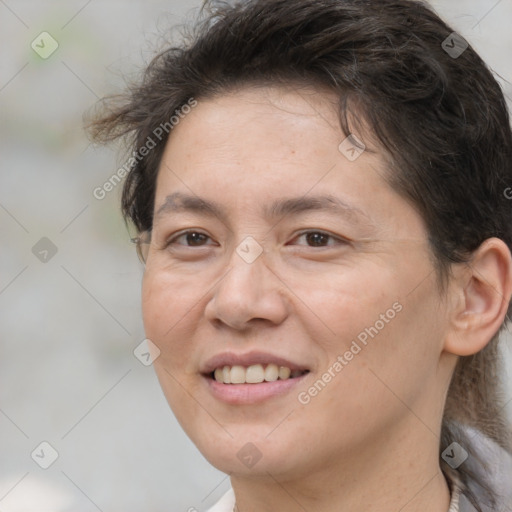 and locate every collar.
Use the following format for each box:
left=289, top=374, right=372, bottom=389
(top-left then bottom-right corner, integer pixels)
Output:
left=447, top=470, right=464, bottom=512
